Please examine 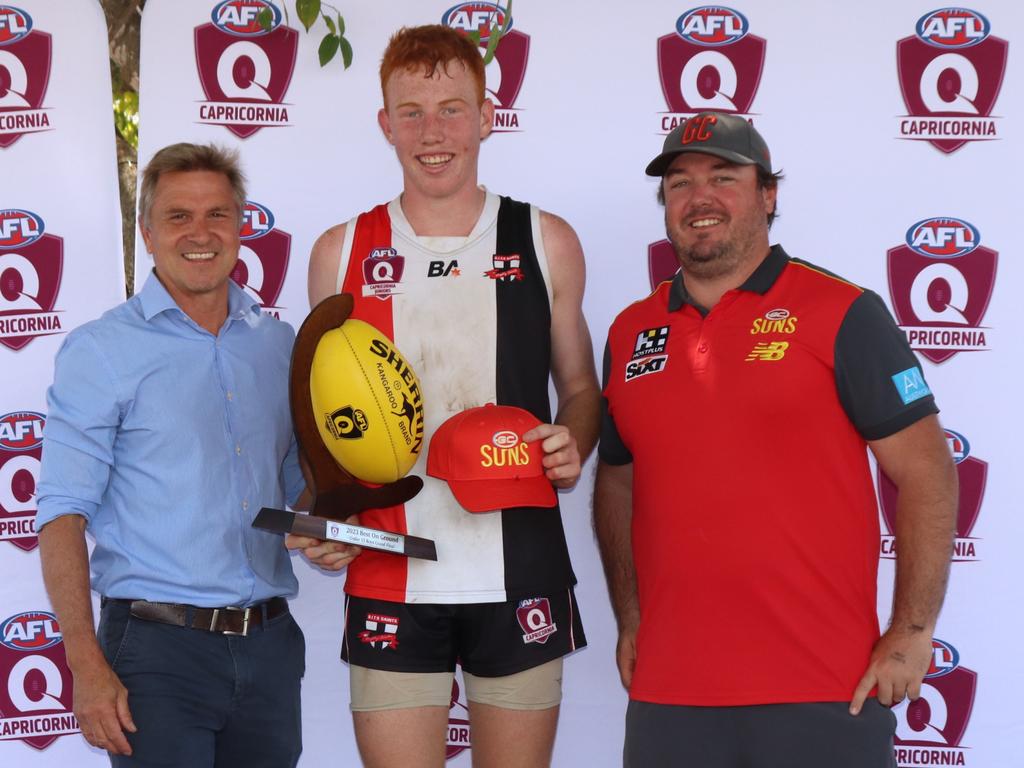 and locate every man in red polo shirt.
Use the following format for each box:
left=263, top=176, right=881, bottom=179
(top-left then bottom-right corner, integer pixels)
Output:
left=594, top=112, right=958, bottom=767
